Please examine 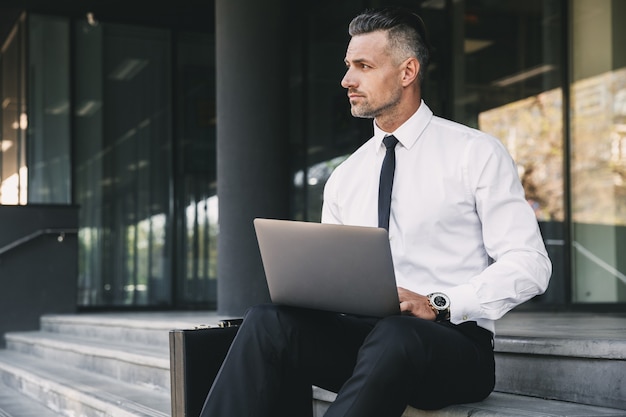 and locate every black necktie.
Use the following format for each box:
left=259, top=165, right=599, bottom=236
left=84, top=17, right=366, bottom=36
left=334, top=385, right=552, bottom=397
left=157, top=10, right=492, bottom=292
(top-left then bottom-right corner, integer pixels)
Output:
left=378, top=135, right=399, bottom=230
